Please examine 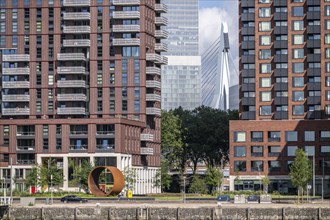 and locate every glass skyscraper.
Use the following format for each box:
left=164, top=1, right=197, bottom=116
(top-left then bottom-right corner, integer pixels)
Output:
left=161, top=0, right=201, bottom=110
